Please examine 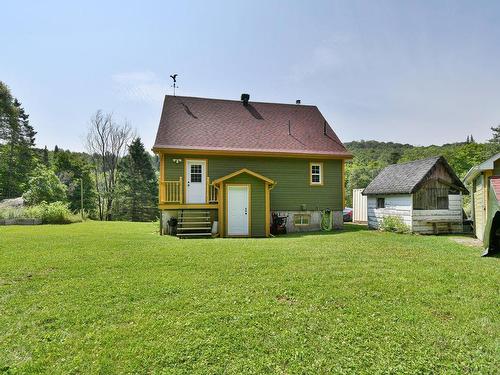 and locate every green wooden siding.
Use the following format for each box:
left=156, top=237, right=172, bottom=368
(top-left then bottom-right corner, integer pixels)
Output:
left=223, top=174, right=266, bottom=237
left=164, top=155, right=343, bottom=211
